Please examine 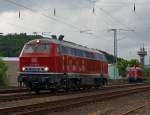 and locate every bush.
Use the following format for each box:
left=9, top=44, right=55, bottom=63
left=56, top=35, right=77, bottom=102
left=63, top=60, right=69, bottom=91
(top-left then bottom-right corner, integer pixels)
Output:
left=143, top=67, right=150, bottom=81
left=0, top=59, right=8, bottom=86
